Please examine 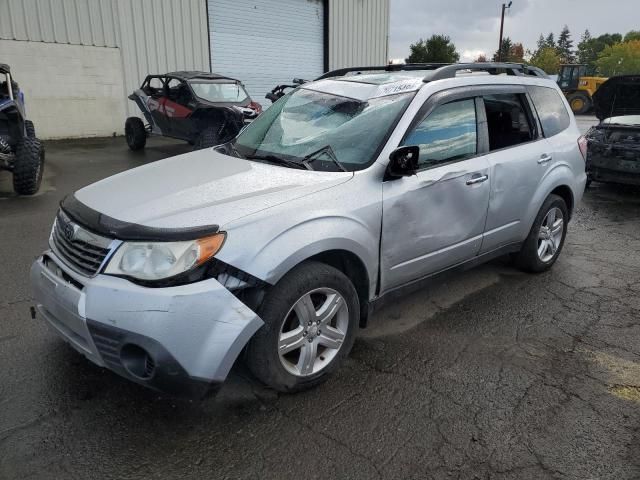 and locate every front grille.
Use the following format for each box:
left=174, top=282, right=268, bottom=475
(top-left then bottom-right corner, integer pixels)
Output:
left=50, top=210, right=113, bottom=276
